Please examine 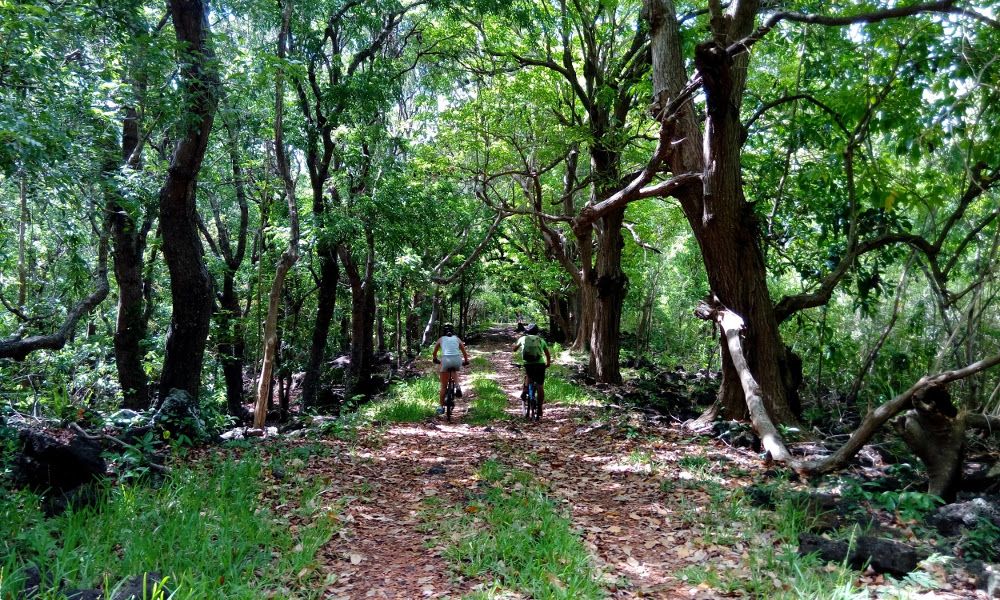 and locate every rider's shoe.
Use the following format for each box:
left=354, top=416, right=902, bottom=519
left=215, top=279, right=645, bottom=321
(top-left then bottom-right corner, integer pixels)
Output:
left=455, top=387, right=463, bottom=398
left=436, top=406, right=445, bottom=415
left=520, top=390, right=528, bottom=401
